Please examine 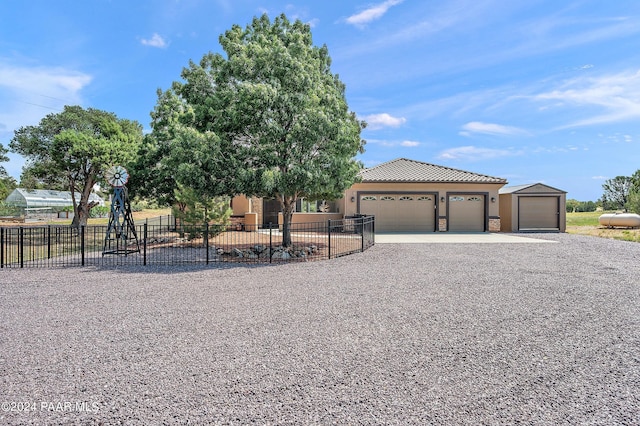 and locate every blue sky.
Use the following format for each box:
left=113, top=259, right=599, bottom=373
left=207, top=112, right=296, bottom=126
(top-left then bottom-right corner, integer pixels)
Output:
left=2, top=0, right=640, bottom=201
